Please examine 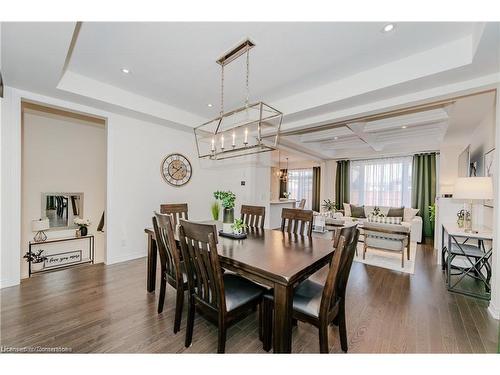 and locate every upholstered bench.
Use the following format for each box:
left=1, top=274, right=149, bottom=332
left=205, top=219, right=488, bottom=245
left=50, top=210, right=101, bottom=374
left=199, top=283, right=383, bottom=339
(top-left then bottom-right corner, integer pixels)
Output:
left=362, top=222, right=411, bottom=268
